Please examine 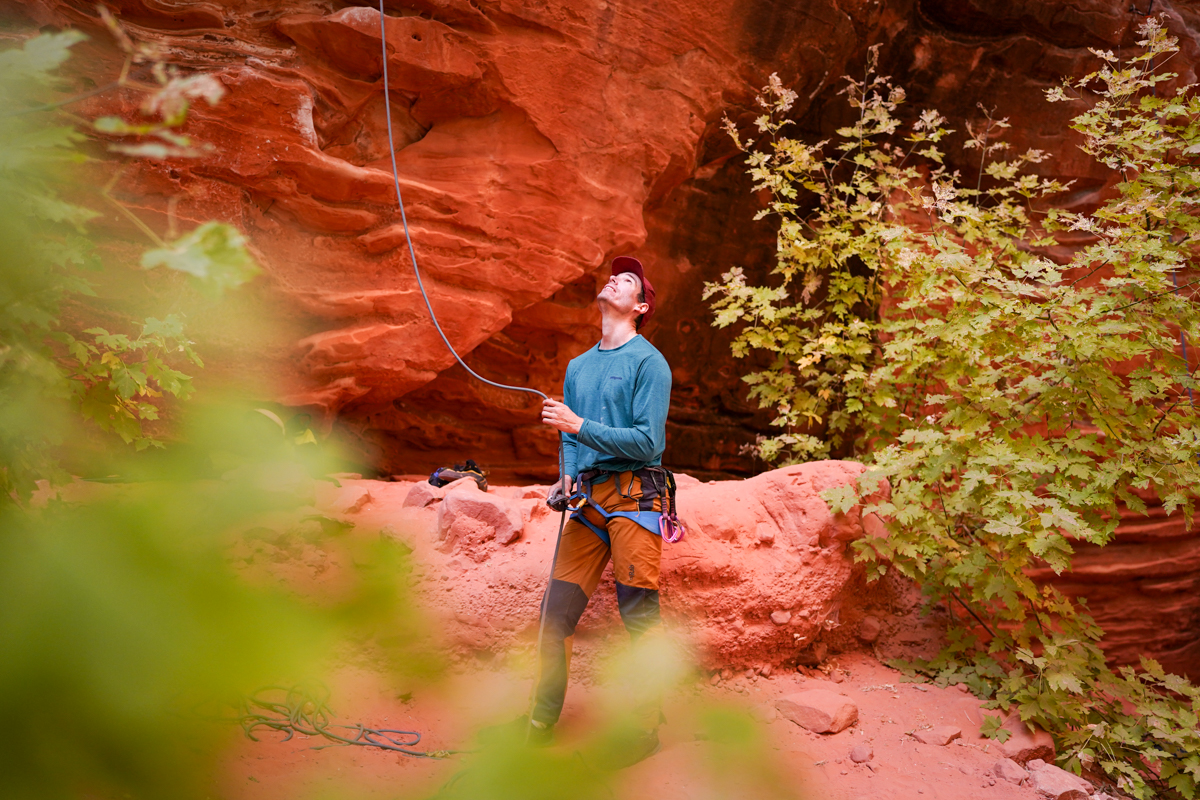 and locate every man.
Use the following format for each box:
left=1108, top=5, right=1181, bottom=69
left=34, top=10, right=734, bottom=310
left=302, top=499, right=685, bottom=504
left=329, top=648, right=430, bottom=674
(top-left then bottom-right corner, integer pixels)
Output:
left=530, top=255, right=673, bottom=765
